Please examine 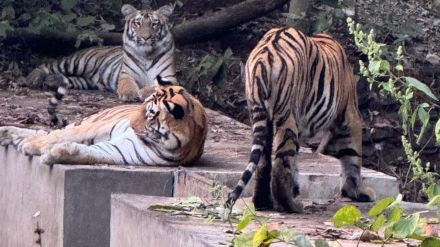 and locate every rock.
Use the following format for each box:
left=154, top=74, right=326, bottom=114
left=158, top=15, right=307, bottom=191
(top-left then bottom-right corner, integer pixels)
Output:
left=426, top=53, right=440, bottom=65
